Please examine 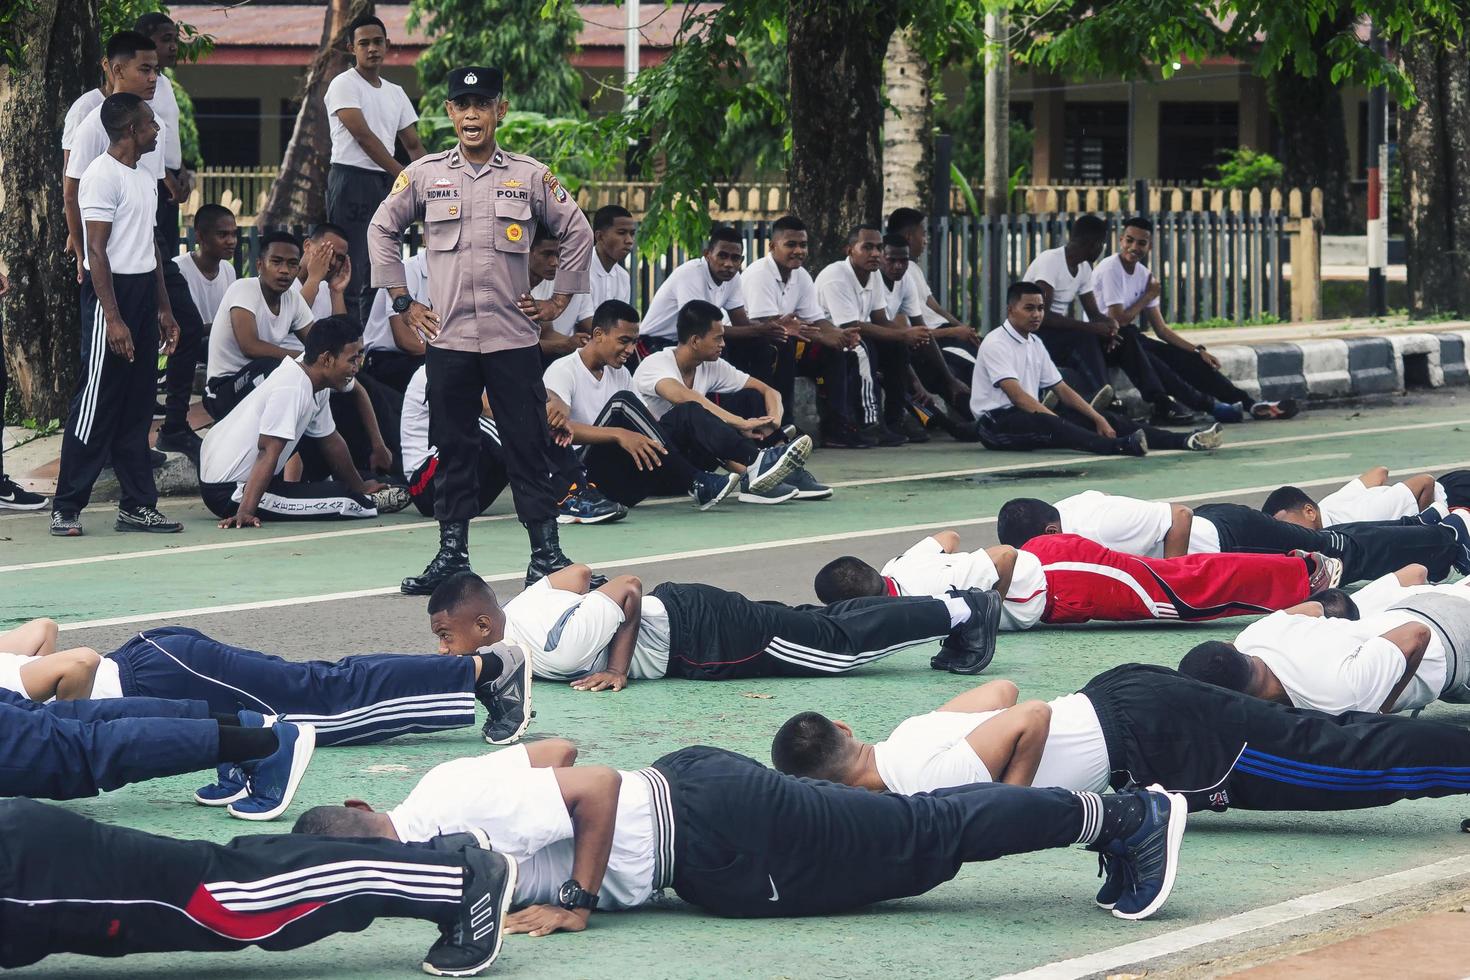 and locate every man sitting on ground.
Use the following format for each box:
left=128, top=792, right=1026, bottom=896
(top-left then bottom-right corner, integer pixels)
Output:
left=638, top=225, right=750, bottom=357
left=589, top=204, right=635, bottom=307
left=972, top=282, right=1223, bottom=457
left=290, top=223, right=350, bottom=319
left=1264, top=466, right=1445, bottom=528
left=529, top=224, right=595, bottom=361
left=399, top=362, right=510, bottom=520
left=362, top=249, right=429, bottom=392
left=632, top=300, right=824, bottom=504
left=878, top=231, right=972, bottom=431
